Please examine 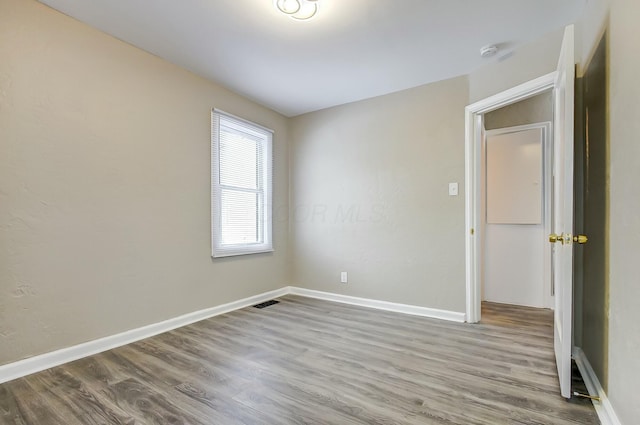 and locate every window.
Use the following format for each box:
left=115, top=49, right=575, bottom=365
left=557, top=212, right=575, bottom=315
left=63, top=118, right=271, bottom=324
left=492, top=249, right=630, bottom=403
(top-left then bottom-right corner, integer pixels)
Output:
left=211, top=110, right=273, bottom=257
